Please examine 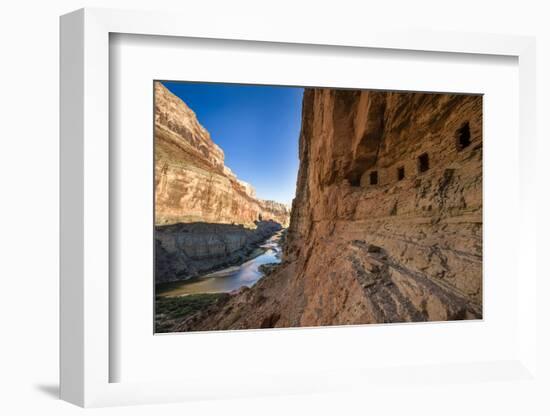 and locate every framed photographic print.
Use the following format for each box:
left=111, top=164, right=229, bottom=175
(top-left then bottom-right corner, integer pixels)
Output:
left=60, top=7, right=539, bottom=409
